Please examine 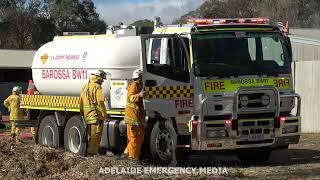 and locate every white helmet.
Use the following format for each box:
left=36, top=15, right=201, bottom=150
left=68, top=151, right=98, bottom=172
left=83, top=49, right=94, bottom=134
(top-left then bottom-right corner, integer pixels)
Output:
left=132, top=69, right=142, bottom=79
left=12, top=86, right=22, bottom=92
left=91, top=69, right=110, bottom=79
